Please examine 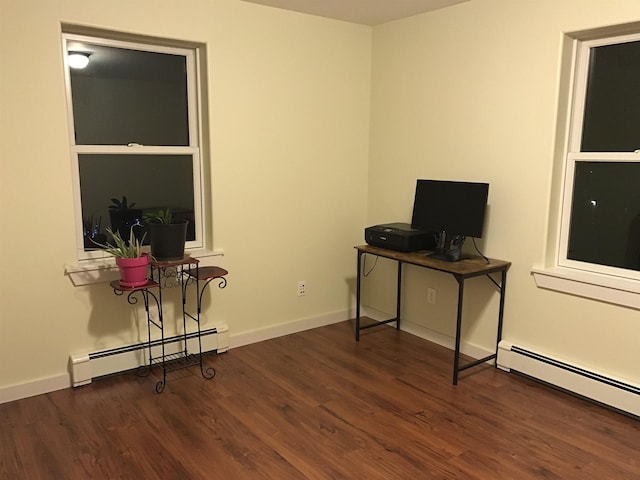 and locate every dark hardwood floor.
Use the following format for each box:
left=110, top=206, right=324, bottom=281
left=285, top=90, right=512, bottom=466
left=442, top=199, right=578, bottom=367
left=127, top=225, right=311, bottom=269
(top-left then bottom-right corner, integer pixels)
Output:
left=2, top=321, right=639, bottom=479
